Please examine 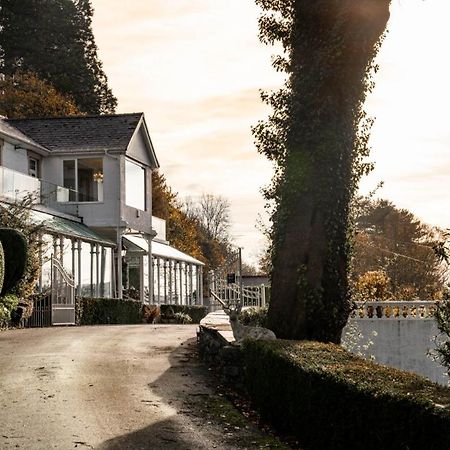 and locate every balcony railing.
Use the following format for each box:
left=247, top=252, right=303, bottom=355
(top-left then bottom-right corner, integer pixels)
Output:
left=0, top=167, right=79, bottom=215
left=0, top=166, right=40, bottom=201
left=40, top=181, right=79, bottom=215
